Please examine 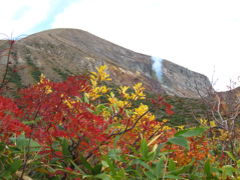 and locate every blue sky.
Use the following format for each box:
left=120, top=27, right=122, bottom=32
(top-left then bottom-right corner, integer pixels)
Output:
left=28, top=0, right=78, bottom=35
left=1, top=0, right=240, bottom=91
